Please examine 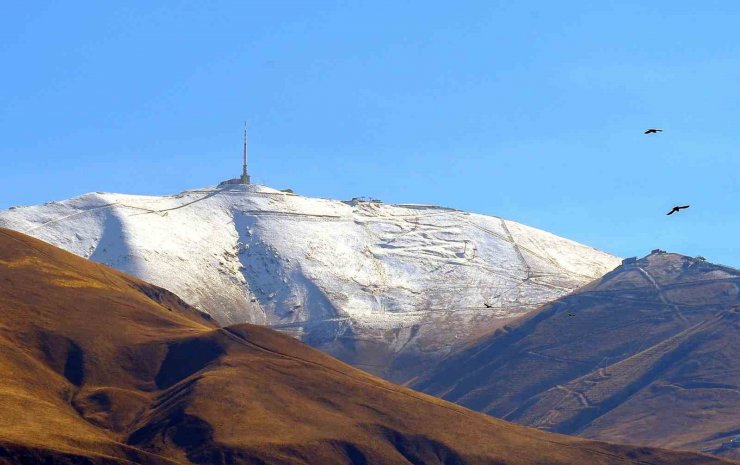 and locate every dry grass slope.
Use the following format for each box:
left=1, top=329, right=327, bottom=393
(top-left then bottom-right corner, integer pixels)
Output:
left=0, top=229, right=735, bottom=465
